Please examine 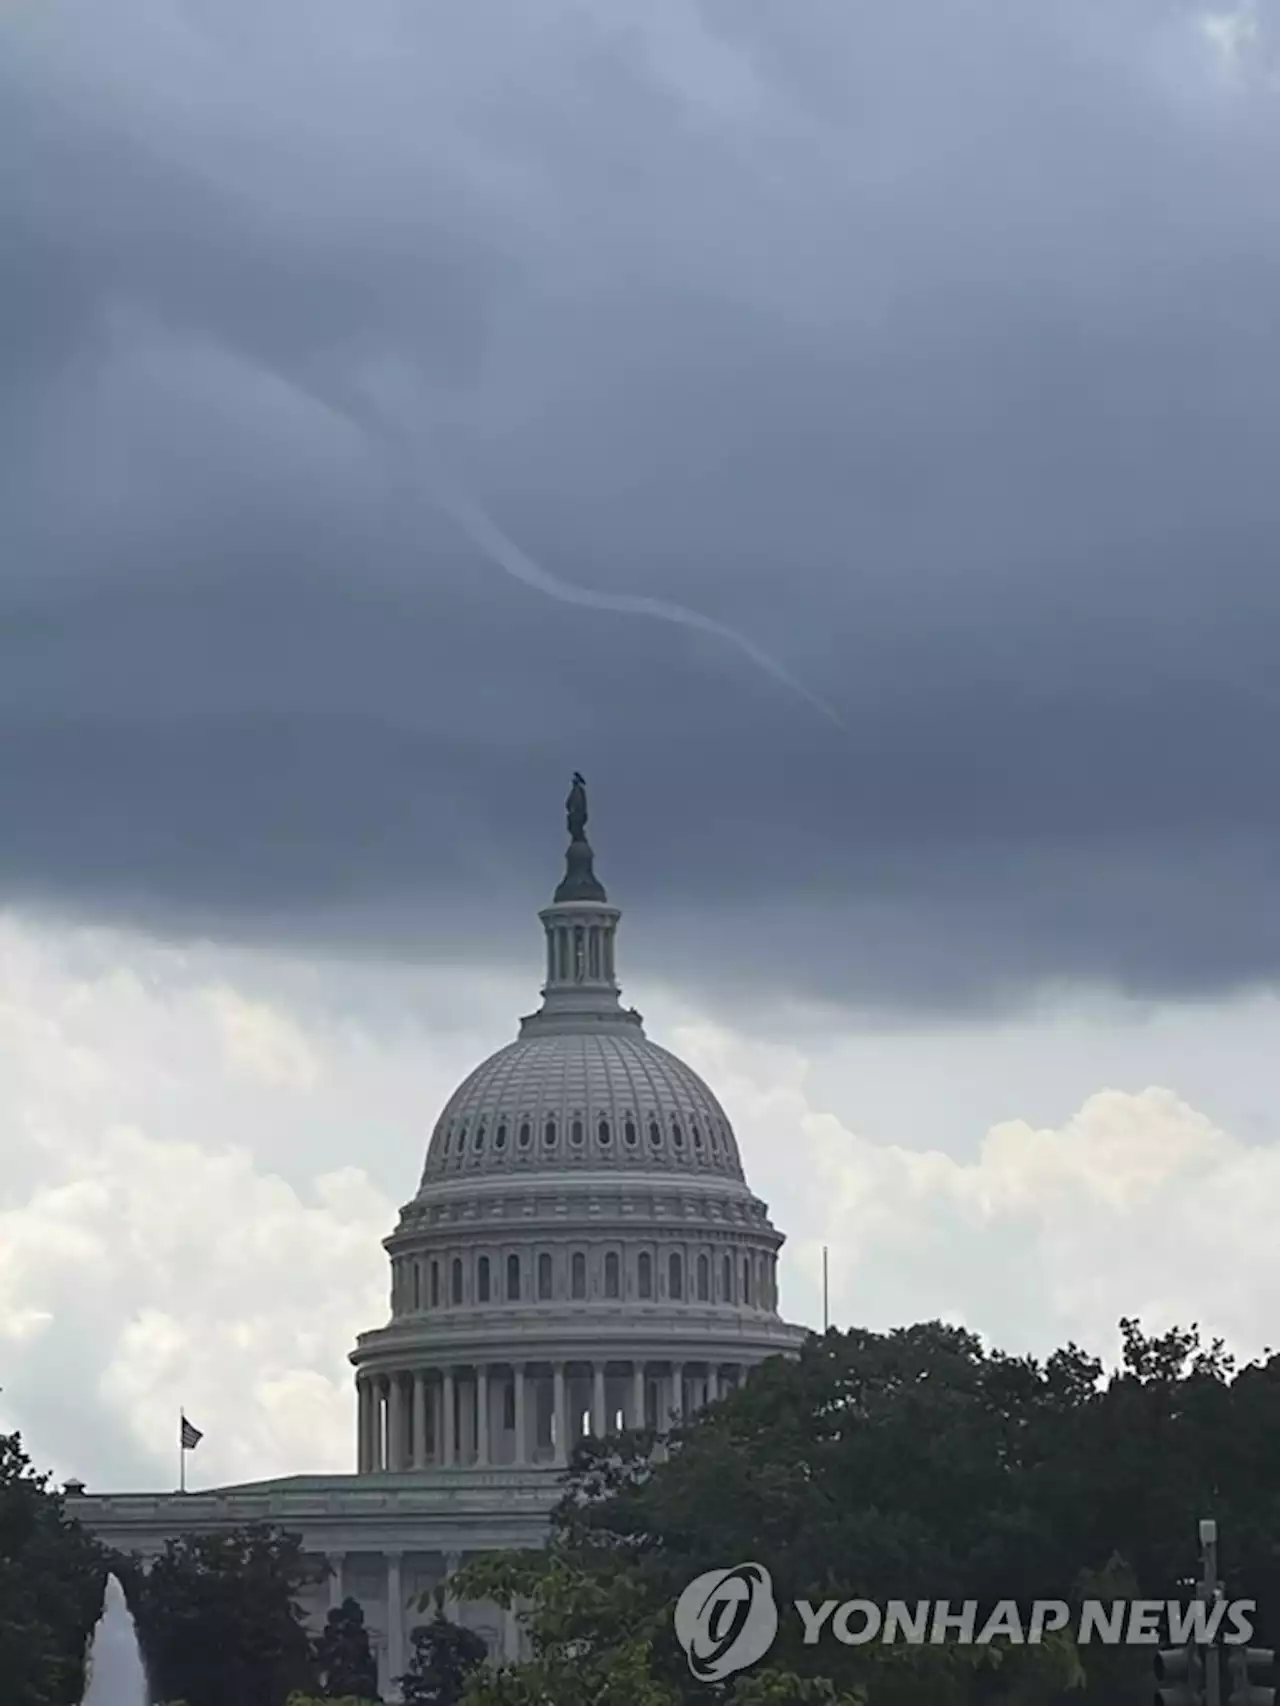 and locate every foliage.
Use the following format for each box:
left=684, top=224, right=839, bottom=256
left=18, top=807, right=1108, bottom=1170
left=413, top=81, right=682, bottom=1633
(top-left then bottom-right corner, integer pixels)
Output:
left=312, top=1596, right=380, bottom=1701
left=453, top=1318, right=1280, bottom=1704
left=0, top=1429, right=110, bottom=1706
left=117, top=1523, right=320, bottom=1706
left=287, top=1696, right=381, bottom=1706
left=397, top=1605, right=488, bottom=1705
